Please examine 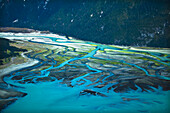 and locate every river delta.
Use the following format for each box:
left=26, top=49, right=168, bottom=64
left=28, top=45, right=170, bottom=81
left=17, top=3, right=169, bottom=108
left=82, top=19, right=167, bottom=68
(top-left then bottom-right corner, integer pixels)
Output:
left=0, top=31, right=170, bottom=113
